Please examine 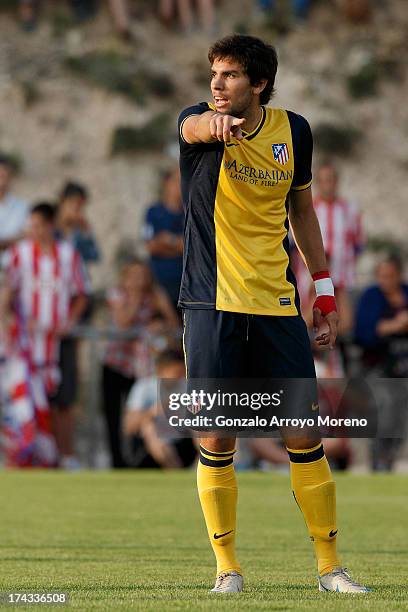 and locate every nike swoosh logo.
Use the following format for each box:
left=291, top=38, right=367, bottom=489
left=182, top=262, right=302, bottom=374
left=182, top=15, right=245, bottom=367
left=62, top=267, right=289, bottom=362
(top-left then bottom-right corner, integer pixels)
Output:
left=213, top=530, right=233, bottom=540
left=329, top=530, right=338, bottom=537
left=312, top=403, right=319, bottom=411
